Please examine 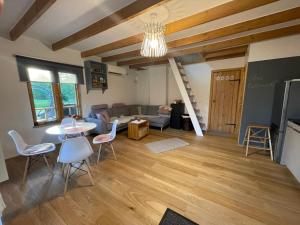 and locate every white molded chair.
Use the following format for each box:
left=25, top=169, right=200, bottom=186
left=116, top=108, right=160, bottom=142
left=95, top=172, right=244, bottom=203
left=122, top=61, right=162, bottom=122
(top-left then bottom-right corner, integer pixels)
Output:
left=58, top=118, right=80, bottom=142
left=58, top=136, right=94, bottom=194
left=93, top=120, right=118, bottom=163
left=61, top=117, right=76, bottom=126
left=8, top=130, right=56, bottom=184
